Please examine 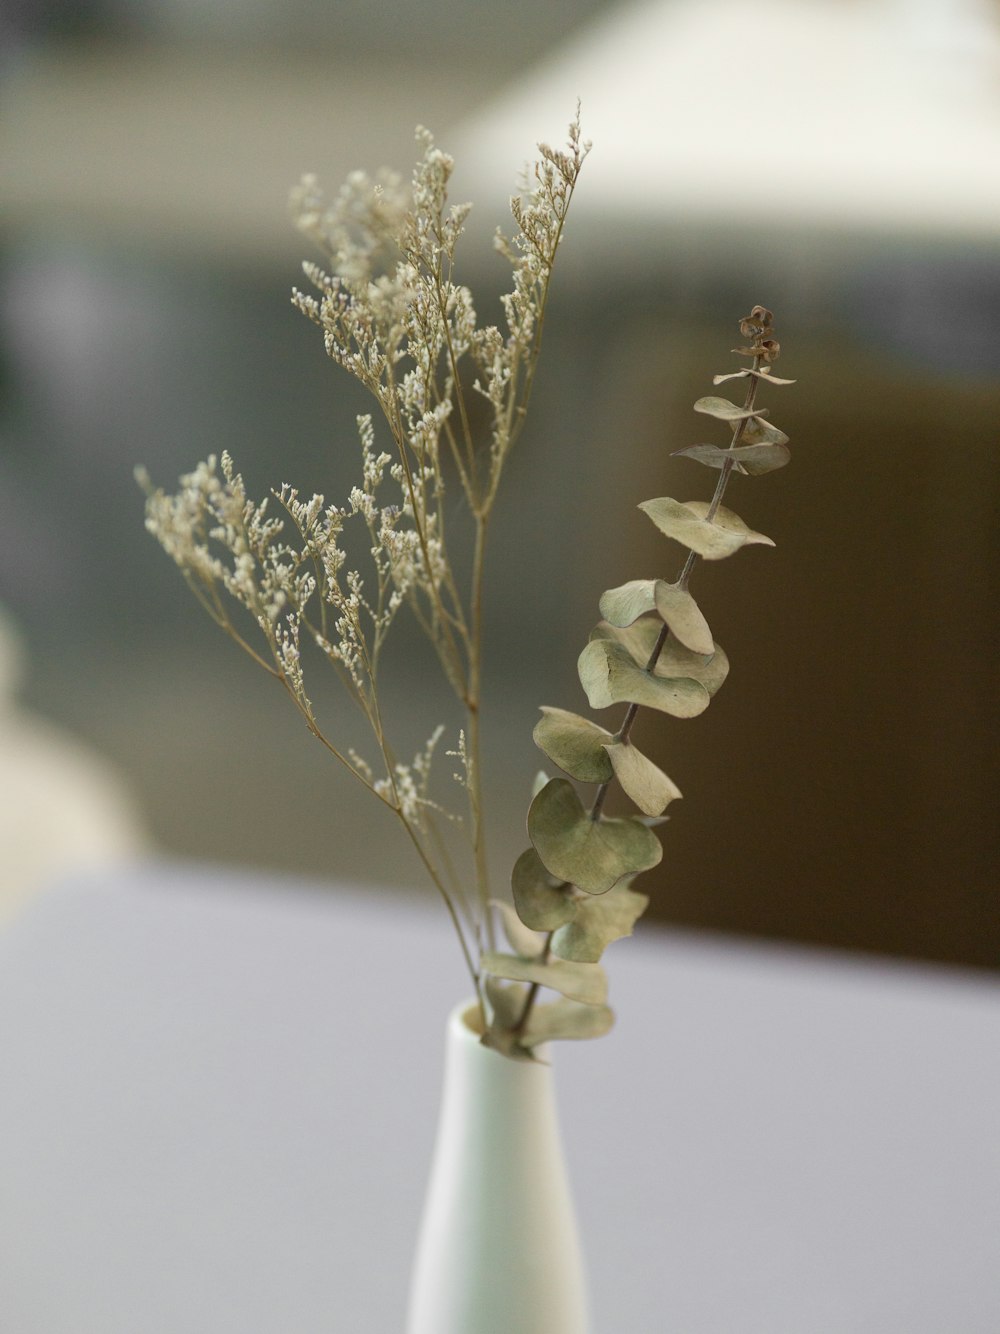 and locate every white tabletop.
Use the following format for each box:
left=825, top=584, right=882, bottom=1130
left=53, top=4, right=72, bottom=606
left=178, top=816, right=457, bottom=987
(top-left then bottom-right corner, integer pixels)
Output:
left=0, top=864, right=997, bottom=1334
